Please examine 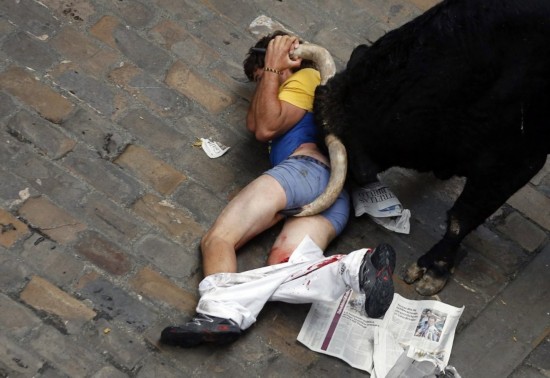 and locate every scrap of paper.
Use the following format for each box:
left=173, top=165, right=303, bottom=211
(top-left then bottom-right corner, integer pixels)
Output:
left=197, top=138, right=230, bottom=158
